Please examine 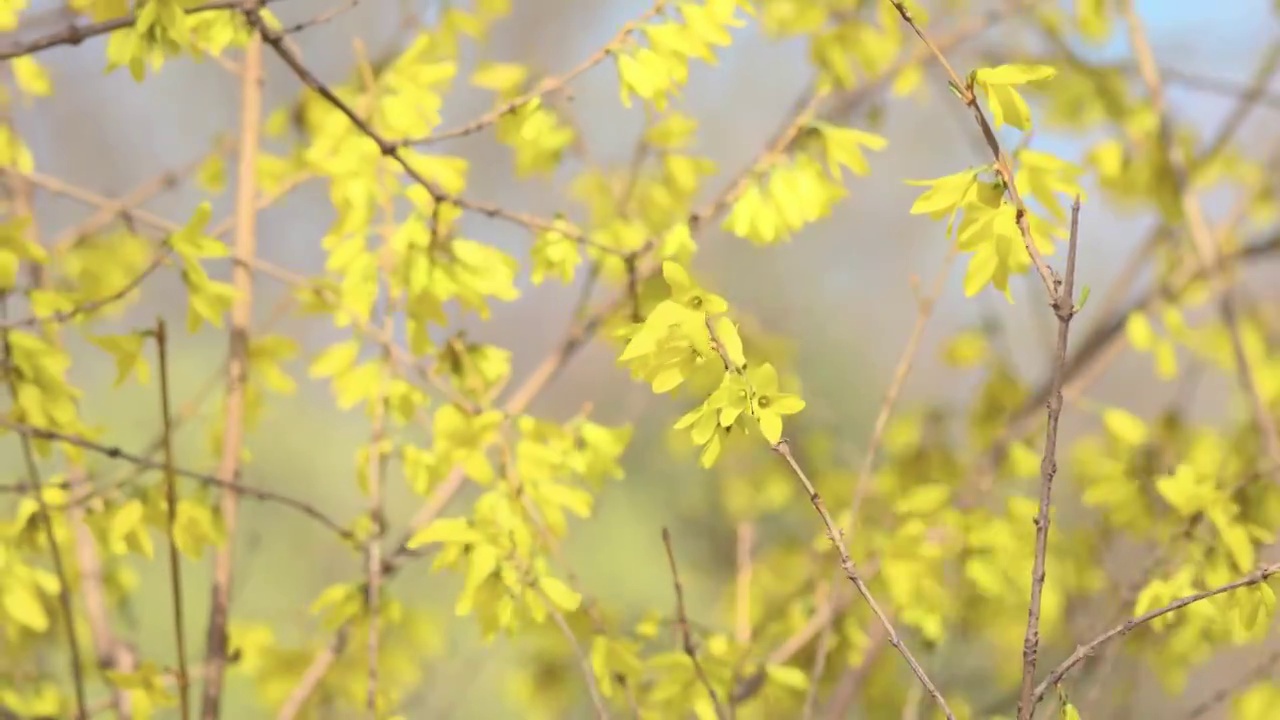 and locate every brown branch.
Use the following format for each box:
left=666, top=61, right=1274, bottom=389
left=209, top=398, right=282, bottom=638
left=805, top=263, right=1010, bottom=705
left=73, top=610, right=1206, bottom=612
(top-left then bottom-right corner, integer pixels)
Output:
left=886, top=0, right=1057, bottom=299
left=54, top=146, right=221, bottom=252
left=67, top=466, right=138, bottom=719
left=279, top=0, right=360, bottom=36
left=396, top=1, right=666, bottom=148
left=772, top=440, right=954, bottom=720
left=364, top=415, right=386, bottom=719
left=880, top=5, right=1080, bottom=717
left=805, top=252, right=956, bottom=712
left=0, top=251, right=168, bottom=329
left=273, top=10, right=972, bottom=705
left=0, top=0, right=282, bottom=60
left=800, top=581, right=833, bottom=720
left=1016, top=198, right=1082, bottom=720
left=542, top=595, right=611, bottom=720
left=0, top=419, right=355, bottom=541
left=242, top=7, right=621, bottom=254
left=1030, top=562, right=1280, bottom=709
left=733, top=521, right=754, bottom=647
left=662, top=527, right=728, bottom=720
left=1118, top=0, right=1280, bottom=477
left=155, top=320, right=193, bottom=720
left=363, top=154, right=396, bottom=720
left=0, top=314, right=89, bottom=720
left=199, top=7, right=264, bottom=713
left=273, top=627, right=350, bottom=720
